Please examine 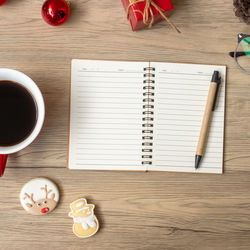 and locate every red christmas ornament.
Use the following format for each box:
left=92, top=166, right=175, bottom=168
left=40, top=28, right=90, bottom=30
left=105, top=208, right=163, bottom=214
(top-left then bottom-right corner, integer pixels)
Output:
left=0, top=0, right=8, bottom=6
left=42, top=0, right=70, bottom=26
